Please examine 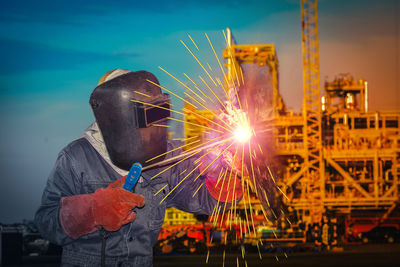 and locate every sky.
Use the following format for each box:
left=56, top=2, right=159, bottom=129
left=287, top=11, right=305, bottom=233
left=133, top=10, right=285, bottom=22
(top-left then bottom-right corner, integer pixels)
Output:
left=0, top=0, right=399, bottom=223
